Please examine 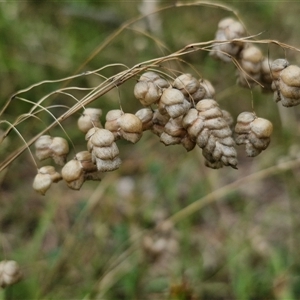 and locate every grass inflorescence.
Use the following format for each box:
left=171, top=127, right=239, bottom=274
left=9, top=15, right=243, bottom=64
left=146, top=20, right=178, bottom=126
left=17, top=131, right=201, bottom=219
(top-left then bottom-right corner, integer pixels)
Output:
left=1, top=1, right=300, bottom=299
